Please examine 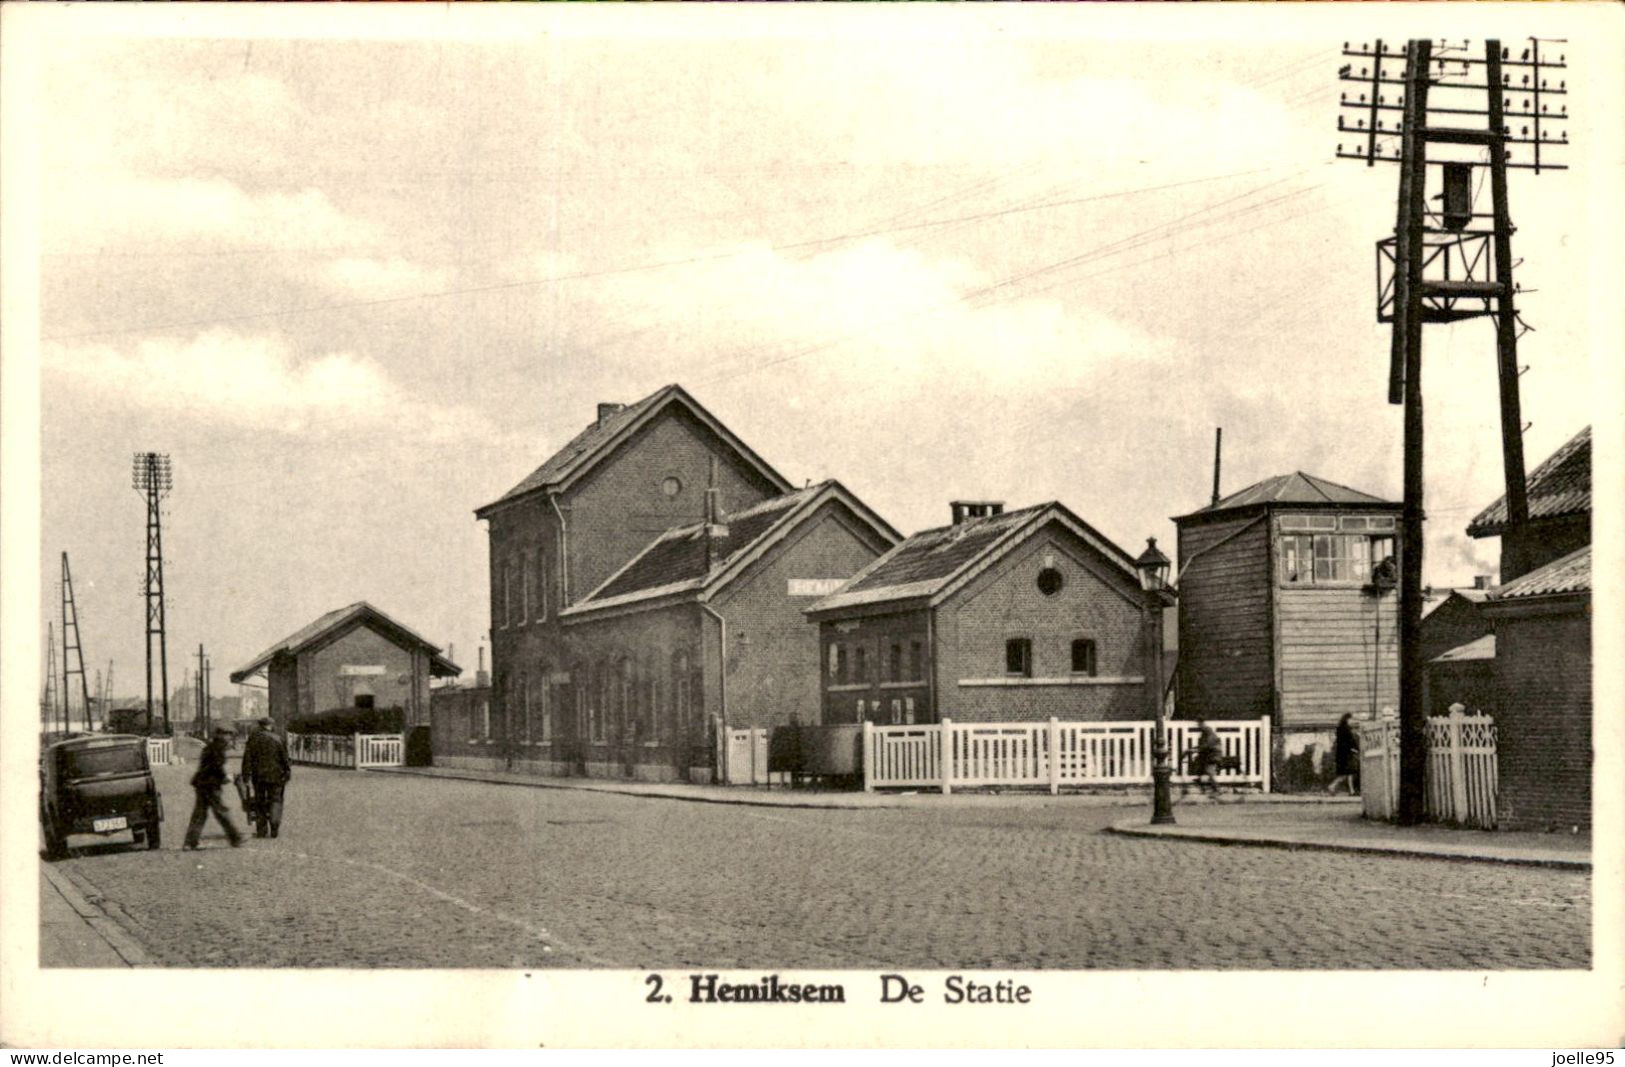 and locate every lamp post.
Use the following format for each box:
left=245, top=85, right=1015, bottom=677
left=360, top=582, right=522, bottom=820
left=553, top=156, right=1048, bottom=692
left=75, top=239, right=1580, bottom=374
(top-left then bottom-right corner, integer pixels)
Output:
left=1135, top=537, right=1176, bottom=826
